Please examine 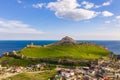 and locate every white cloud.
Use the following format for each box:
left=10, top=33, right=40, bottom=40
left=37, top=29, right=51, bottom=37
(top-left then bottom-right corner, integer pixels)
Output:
left=47, top=0, right=99, bottom=21
left=114, top=16, right=120, bottom=25
left=81, top=0, right=112, bottom=9
left=95, top=5, right=101, bottom=8
left=81, top=1, right=94, bottom=9
left=102, top=0, right=112, bottom=6
left=116, top=16, right=120, bottom=19
left=17, top=0, right=22, bottom=4
left=102, top=11, right=114, bottom=17
left=47, top=0, right=80, bottom=11
left=94, top=0, right=112, bottom=8
left=32, top=3, right=45, bottom=8
left=0, top=19, right=43, bottom=34
left=46, top=0, right=114, bottom=21
left=55, top=9, right=98, bottom=21
left=103, top=16, right=120, bottom=31
left=106, top=16, right=120, bottom=23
